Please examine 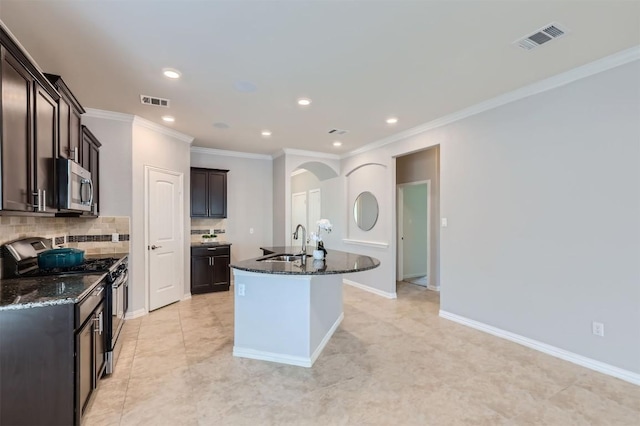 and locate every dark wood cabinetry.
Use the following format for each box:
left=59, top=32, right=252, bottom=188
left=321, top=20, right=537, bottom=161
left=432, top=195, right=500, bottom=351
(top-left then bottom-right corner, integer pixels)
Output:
left=0, top=26, right=60, bottom=215
left=81, top=126, right=101, bottom=216
left=0, top=281, right=106, bottom=426
left=191, top=168, right=228, bottom=218
left=191, top=245, right=231, bottom=293
left=34, top=81, right=58, bottom=212
left=45, top=73, right=85, bottom=162
left=0, top=45, right=33, bottom=212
